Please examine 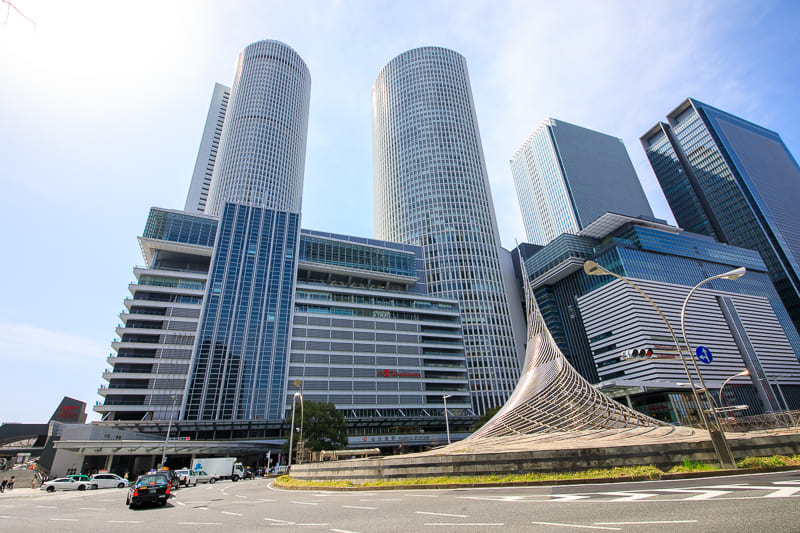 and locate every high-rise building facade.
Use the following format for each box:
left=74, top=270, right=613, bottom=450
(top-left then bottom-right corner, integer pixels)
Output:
left=184, top=83, right=230, bottom=214
left=205, top=40, right=311, bottom=217
left=183, top=40, right=311, bottom=421
left=372, top=46, right=522, bottom=414
left=511, top=118, right=654, bottom=245
left=516, top=213, right=800, bottom=421
left=642, top=98, right=800, bottom=340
